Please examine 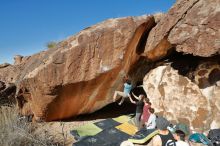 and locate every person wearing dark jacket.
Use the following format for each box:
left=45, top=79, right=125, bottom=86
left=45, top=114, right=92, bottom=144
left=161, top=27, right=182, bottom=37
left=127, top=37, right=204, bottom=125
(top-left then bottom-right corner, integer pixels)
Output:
left=131, top=93, right=145, bottom=129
